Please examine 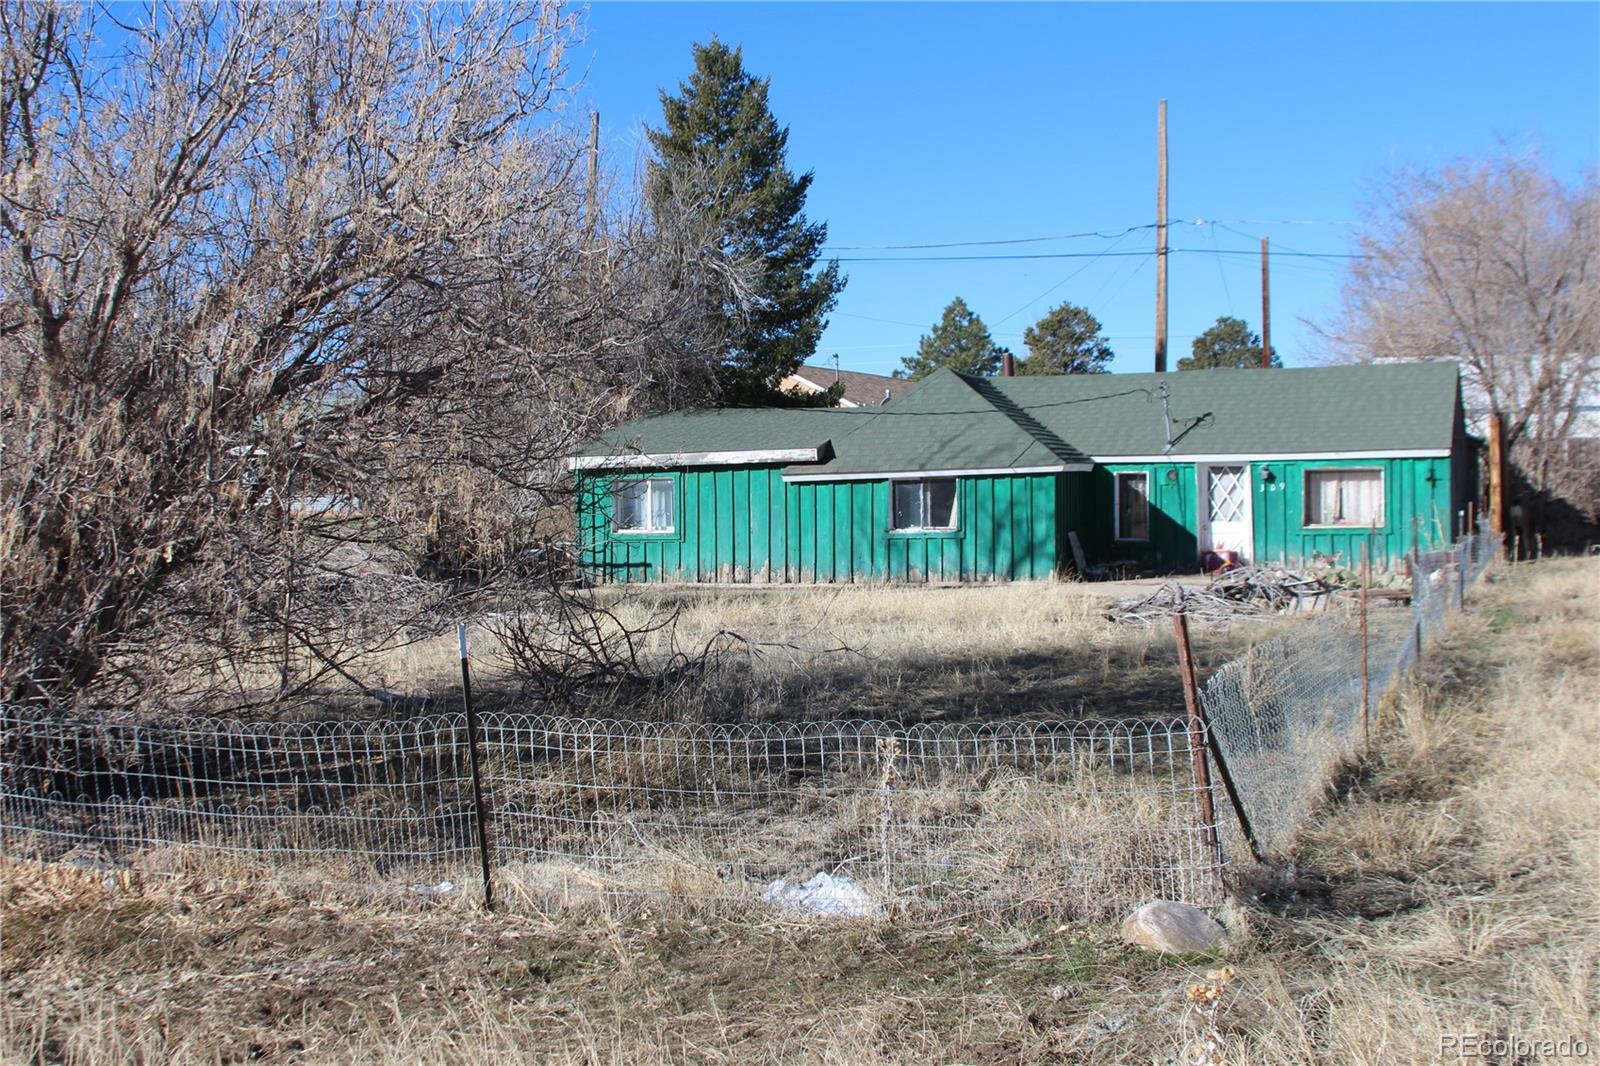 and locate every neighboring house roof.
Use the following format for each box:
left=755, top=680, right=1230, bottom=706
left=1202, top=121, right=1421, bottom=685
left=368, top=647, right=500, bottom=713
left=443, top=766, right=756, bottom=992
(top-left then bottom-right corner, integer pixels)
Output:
left=781, top=365, right=916, bottom=407
left=569, top=362, right=1462, bottom=477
